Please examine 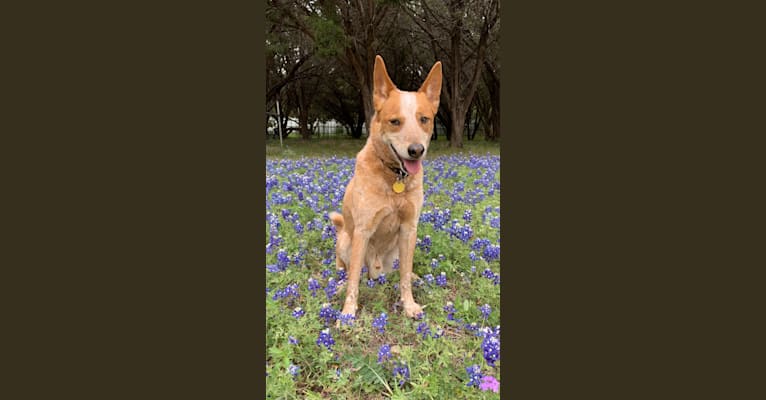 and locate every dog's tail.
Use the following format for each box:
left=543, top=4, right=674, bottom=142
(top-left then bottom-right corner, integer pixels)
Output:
left=328, top=211, right=344, bottom=229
